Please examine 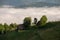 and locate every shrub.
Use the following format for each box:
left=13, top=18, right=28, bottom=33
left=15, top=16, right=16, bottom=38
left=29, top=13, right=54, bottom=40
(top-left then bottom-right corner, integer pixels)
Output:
left=4, top=23, right=9, bottom=31
left=37, top=15, right=47, bottom=27
left=34, top=18, right=38, bottom=24
left=23, top=17, right=31, bottom=29
left=0, top=24, right=4, bottom=34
